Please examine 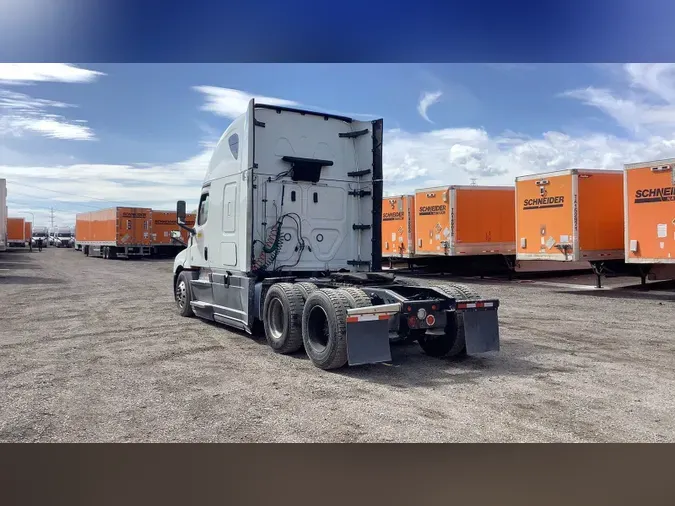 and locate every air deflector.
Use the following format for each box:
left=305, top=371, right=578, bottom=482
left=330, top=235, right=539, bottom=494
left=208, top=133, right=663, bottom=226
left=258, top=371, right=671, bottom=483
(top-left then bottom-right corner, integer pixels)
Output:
left=281, top=156, right=334, bottom=183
